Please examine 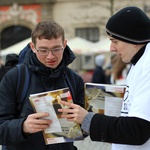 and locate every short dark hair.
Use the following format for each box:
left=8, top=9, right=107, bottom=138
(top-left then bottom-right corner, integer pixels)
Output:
left=31, top=20, right=65, bottom=45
